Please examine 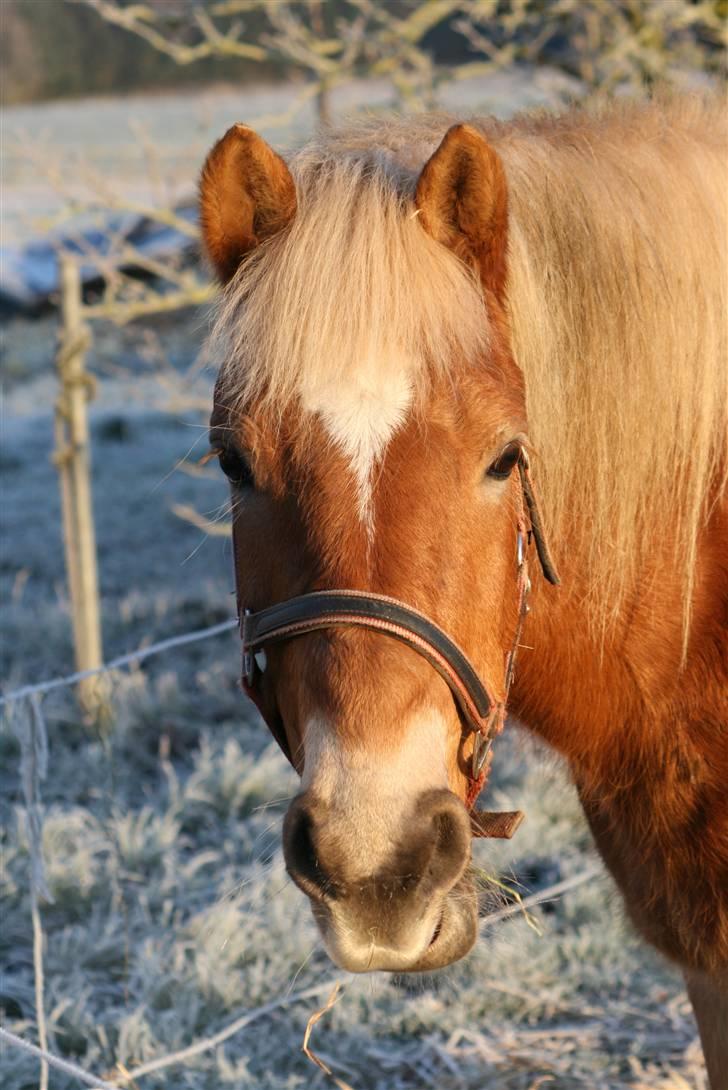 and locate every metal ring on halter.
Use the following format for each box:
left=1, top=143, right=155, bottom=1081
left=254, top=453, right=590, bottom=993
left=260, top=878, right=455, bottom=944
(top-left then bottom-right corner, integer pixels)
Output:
left=243, top=608, right=255, bottom=685
left=516, top=530, right=525, bottom=568
left=471, top=732, right=492, bottom=778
